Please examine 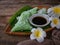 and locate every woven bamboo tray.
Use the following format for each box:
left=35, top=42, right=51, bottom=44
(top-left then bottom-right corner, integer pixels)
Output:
left=4, top=5, right=55, bottom=36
